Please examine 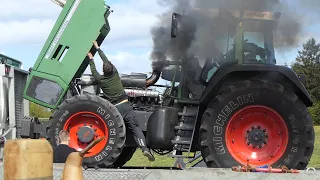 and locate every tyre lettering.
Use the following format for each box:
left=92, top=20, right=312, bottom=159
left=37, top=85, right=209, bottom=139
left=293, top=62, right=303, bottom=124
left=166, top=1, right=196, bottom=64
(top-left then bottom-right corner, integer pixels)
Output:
left=97, top=107, right=105, bottom=116
left=289, top=115, right=300, bottom=148
left=55, top=128, right=60, bottom=137
left=278, top=114, right=300, bottom=165
left=110, top=128, right=116, bottom=135
left=55, top=135, right=59, bottom=145
left=243, top=94, right=254, bottom=103
left=59, top=111, right=69, bottom=123
left=216, top=114, right=227, bottom=126
left=108, top=120, right=114, bottom=127
left=237, top=96, right=244, bottom=105
left=102, top=151, right=108, bottom=157
left=213, top=126, right=222, bottom=135
left=109, top=138, right=115, bottom=144
left=213, top=93, right=255, bottom=156
left=104, top=113, right=110, bottom=120
left=214, top=142, right=225, bottom=154
left=95, top=154, right=103, bottom=162
left=57, top=123, right=60, bottom=127
left=229, top=101, right=239, bottom=109
left=289, top=115, right=299, bottom=132
left=105, top=145, right=112, bottom=151
left=54, top=129, right=60, bottom=145
left=213, top=137, right=222, bottom=141
left=284, top=154, right=294, bottom=164
left=291, top=147, right=298, bottom=153
left=293, top=135, right=300, bottom=145
left=222, top=105, right=232, bottom=117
